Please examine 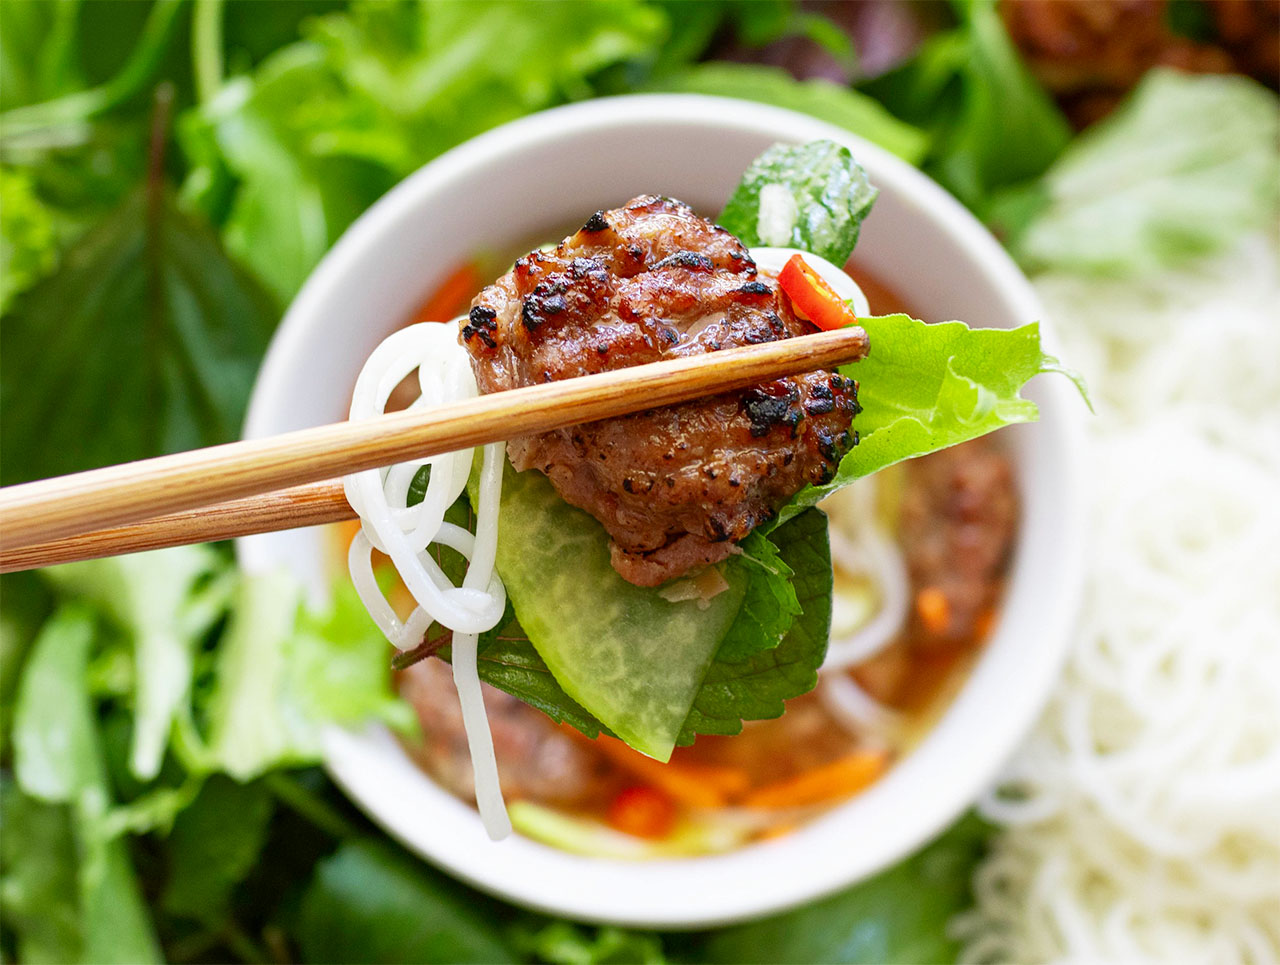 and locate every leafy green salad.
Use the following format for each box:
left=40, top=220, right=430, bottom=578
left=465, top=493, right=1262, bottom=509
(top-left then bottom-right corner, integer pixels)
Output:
left=2, top=0, right=1277, bottom=962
